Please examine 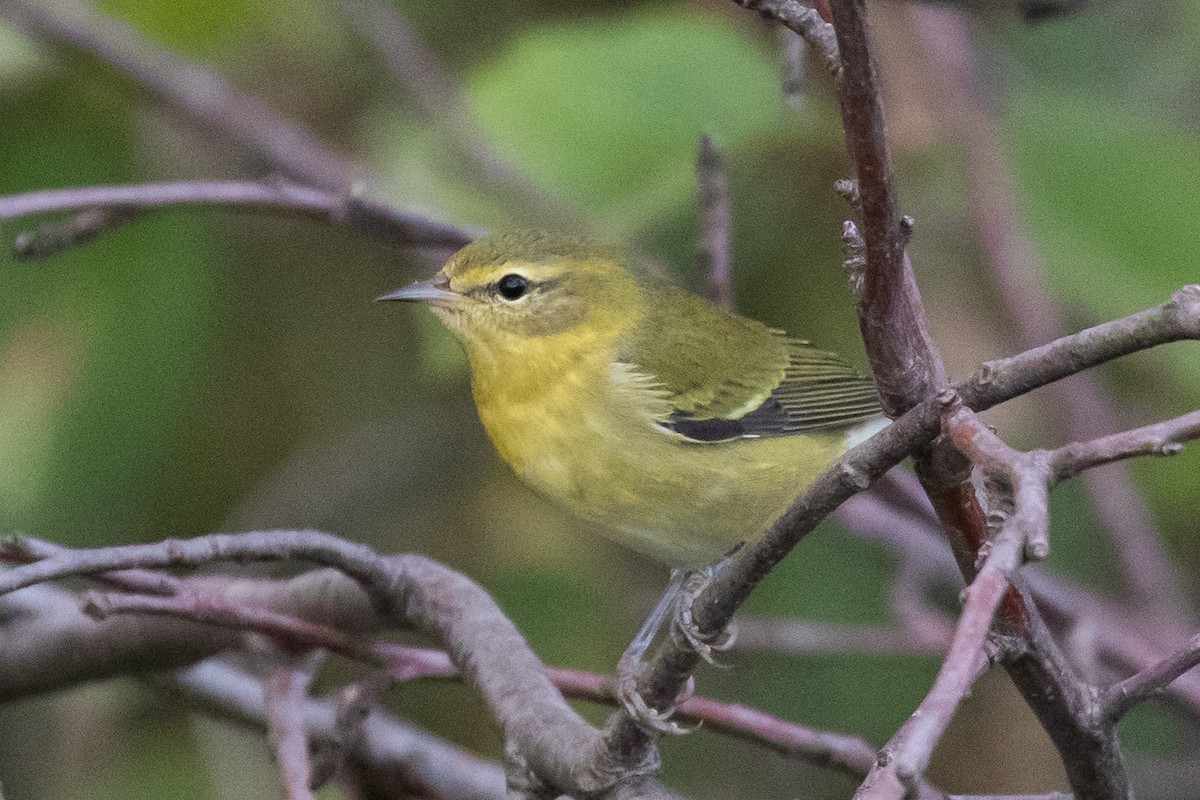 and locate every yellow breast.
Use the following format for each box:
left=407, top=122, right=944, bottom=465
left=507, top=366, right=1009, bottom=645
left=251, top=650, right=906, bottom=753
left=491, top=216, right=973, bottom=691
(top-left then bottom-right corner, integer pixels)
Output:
left=467, top=331, right=848, bottom=567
